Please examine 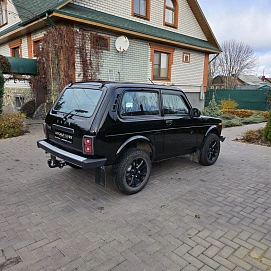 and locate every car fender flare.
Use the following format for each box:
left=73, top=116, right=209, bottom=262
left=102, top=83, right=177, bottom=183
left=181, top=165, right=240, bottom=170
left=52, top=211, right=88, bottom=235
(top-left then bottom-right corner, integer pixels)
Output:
left=204, top=125, right=219, bottom=138
left=116, top=136, right=154, bottom=157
